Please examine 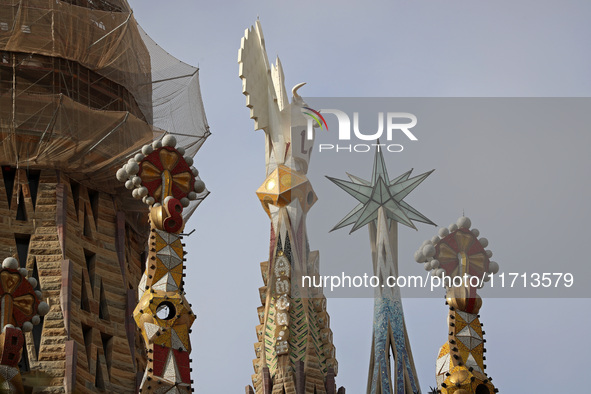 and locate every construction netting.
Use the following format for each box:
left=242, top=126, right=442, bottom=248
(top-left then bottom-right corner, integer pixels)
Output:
left=139, top=25, right=210, bottom=159
left=0, top=0, right=210, bottom=217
